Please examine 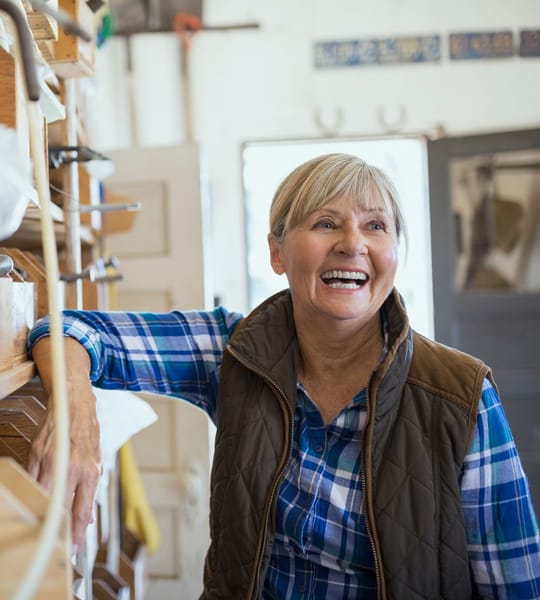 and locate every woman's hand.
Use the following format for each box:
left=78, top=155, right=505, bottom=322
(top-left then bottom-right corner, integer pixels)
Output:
left=28, top=337, right=102, bottom=550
